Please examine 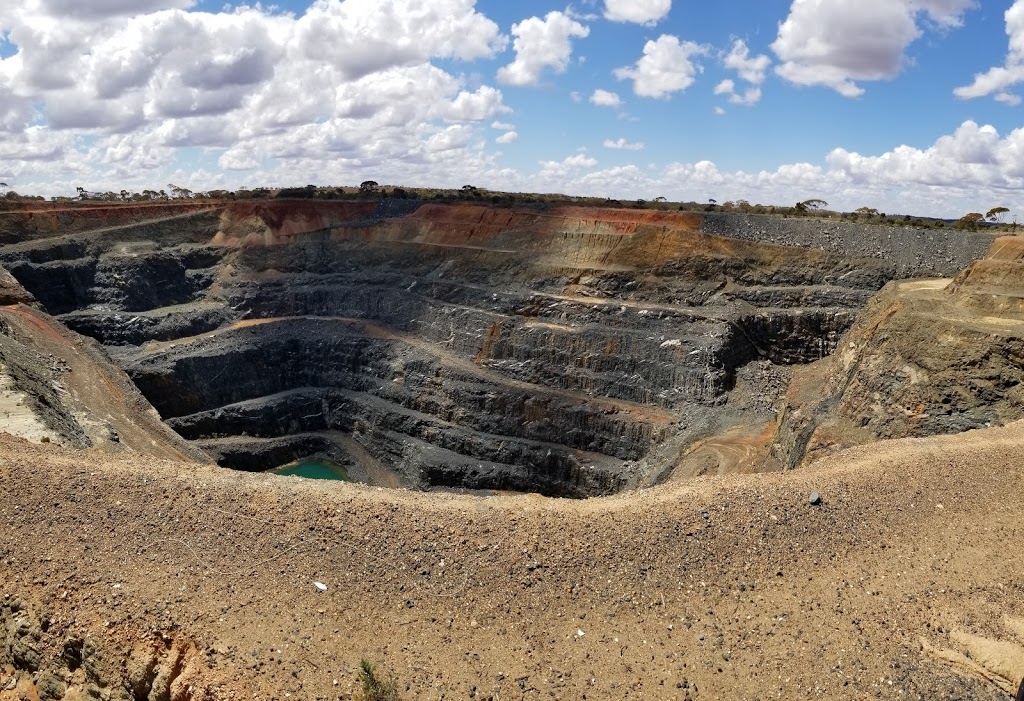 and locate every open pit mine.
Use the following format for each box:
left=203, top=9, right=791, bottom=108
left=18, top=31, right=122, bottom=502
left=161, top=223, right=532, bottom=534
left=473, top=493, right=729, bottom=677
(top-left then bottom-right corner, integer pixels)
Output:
left=1, top=198, right=1023, bottom=700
